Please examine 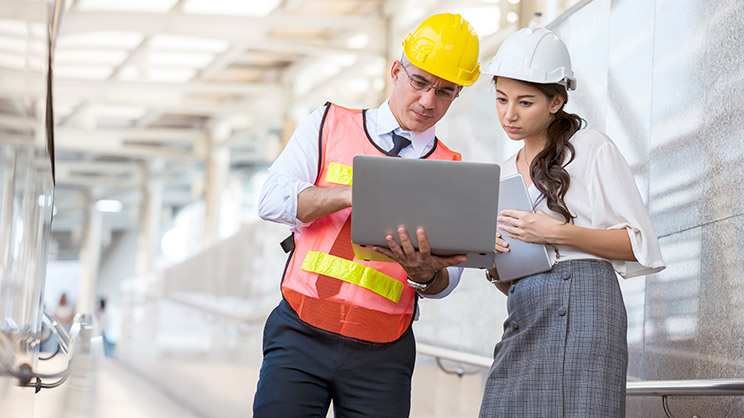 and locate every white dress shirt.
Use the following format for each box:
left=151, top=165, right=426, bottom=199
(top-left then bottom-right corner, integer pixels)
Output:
left=258, top=100, right=462, bottom=298
left=500, top=129, right=665, bottom=278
